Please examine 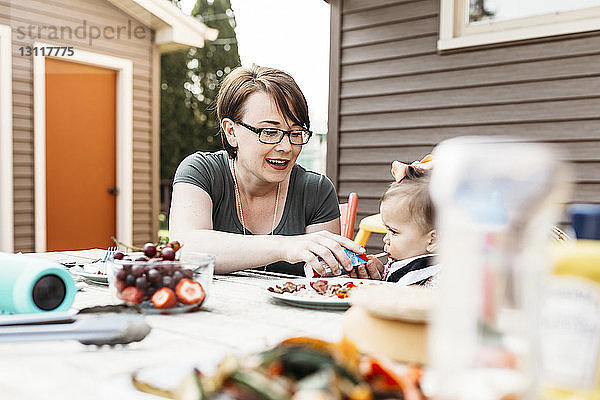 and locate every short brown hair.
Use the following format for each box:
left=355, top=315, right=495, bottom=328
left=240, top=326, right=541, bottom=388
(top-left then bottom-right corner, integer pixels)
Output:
left=216, top=65, right=310, bottom=159
left=381, top=167, right=435, bottom=233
